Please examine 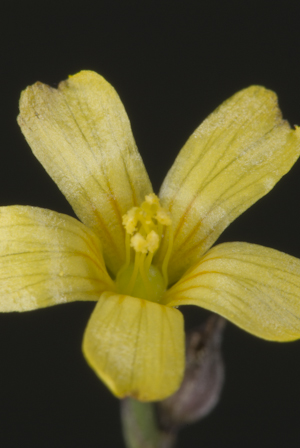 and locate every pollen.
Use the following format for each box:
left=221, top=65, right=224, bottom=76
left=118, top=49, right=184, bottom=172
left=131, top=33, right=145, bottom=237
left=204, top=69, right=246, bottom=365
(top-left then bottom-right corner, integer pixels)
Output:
left=131, top=232, right=148, bottom=253
left=156, top=209, right=172, bottom=226
left=146, top=230, right=160, bottom=253
left=122, top=207, right=138, bottom=235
